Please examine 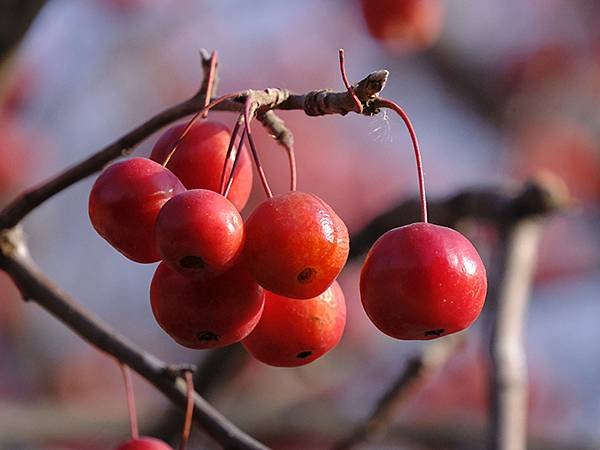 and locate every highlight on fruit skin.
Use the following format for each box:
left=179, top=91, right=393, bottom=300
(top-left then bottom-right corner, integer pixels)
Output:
left=150, top=262, right=265, bottom=349
left=150, top=120, right=253, bottom=211
left=360, top=222, right=487, bottom=340
left=88, top=157, right=186, bottom=263
left=243, top=191, right=349, bottom=300
left=242, top=281, right=346, bottom=367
